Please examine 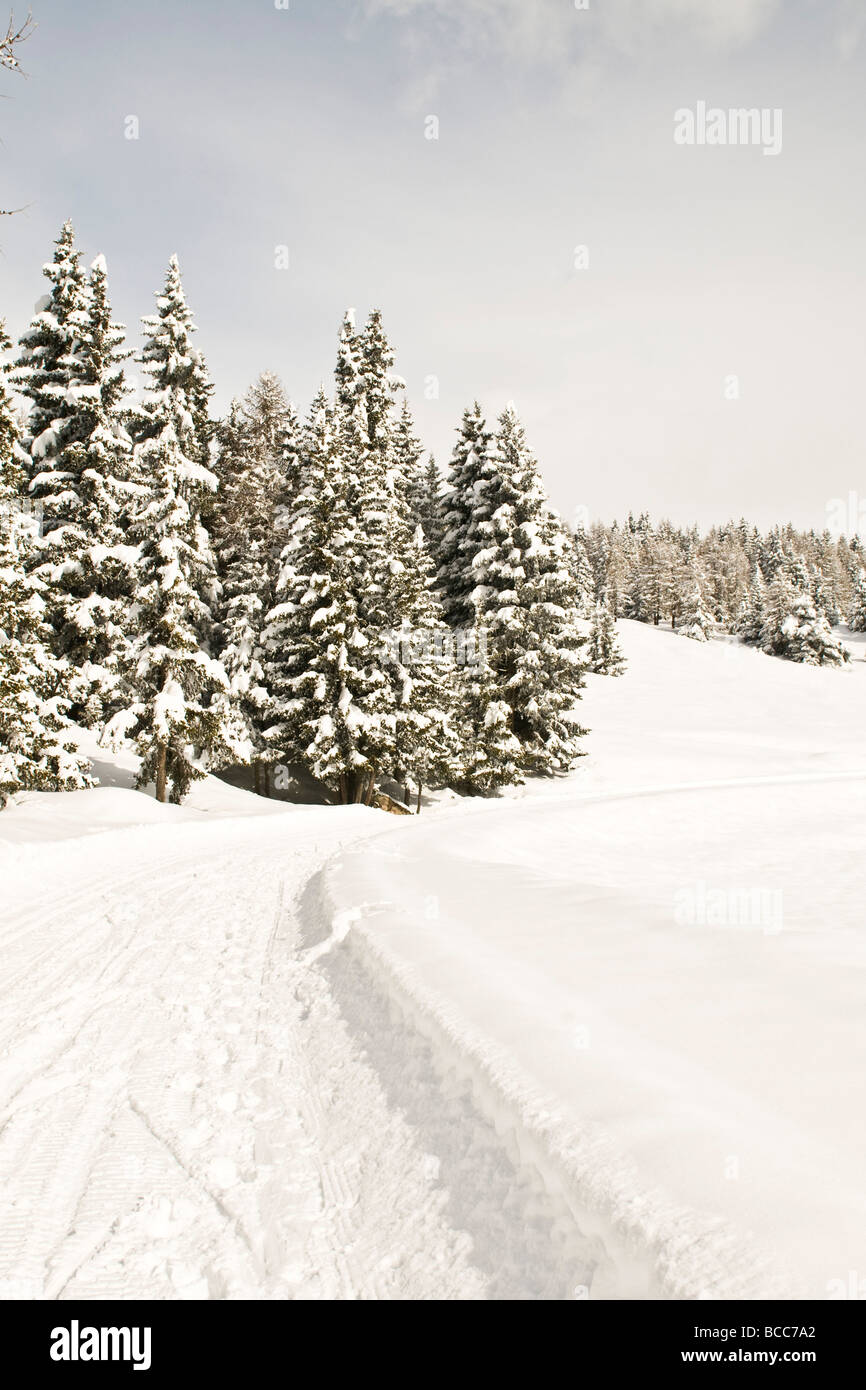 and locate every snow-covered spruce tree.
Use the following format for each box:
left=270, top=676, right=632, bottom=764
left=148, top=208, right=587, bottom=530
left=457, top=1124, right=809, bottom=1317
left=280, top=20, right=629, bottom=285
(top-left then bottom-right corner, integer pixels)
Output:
left=383, top=520, right=460, bottom=802
left=413, top=454, right=445, bottom=556
left=241, top=370, right=301, bottom=550
left=761, top=529, right=786, bottom=582
left=848, top=568, right=866, bottom=632
left=593, top=520, right=630, bottom=617
left=14, top=233, right=138, bottom=723
left=679, top=580, right=713, bottom=641
left=587, top=596, right=625, bottom=675
left=355, top=379, right=455, bottom=796
left=133, top=254, right=216, bottom=523
left=259, top=388, right=394, bottom=803
left=106, top=260, right=230, bottom=803
left=456, top=639, right=523, bottom=793
left=392, top=398, right=425, bottom=522
left=342, top=308, right=453, bottom=795
left=0, top=323, right=91, bottom=806
left=470, top=406, right=586, bottom=778
left=211, top=374, right=298, bottom=784
left=12, top=220, right=88, bottom=486
left=622, top=548, right=652, bottom=623
left=210, top=400, right=265, bottom=770
left=391, top=403, right=444, bottom=572
left=40, top=256, right=136, bottom=722
left=133, top=256, right=220, bottom=638
left=335, top=309, right=388, bottom=632
left=760, top=574, right=849, bottom=667
left=355, top=308, right=406, bottom=620
left=570, top=527, right=595, bottom=617
left=811, top=564, right=842, bottom=626
left=436, top=403, right=495, bottom=628
left=736, top=565, right=766, bottom=645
